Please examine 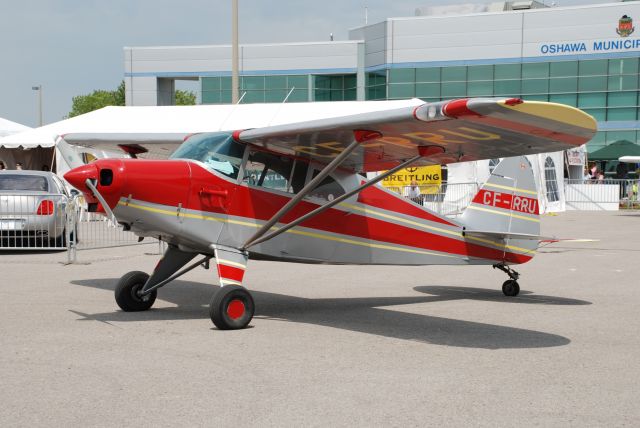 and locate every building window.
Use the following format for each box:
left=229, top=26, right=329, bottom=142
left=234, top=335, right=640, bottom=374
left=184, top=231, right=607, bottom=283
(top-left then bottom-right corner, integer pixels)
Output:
left=544, top=156, right=559, bottom=203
